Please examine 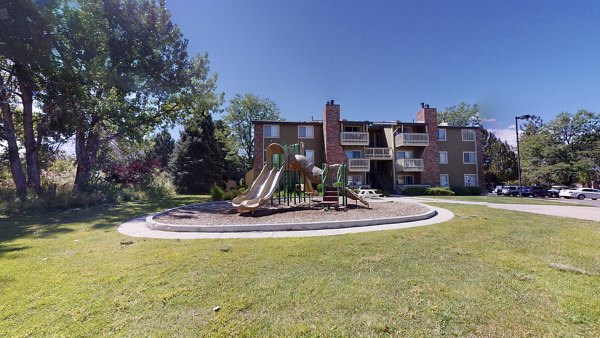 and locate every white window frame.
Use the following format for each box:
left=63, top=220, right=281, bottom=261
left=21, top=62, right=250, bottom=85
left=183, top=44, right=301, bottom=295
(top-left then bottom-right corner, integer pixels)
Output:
left=461, top=129, right=475, bottom=141
left=439, top=151, right=448, bottom=164
left=305, top=149, right=315, bottom=163
left=263, top=124, right=280, bottom=138
left=440, top=174, right=449, bottom=187
left=463, top=151, right=476, bottom=164
left=438, top=128, right=447, bottom=141
left=464, top=174, right=477, bottom=187
left=298, top=125, right=314, bottom=139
